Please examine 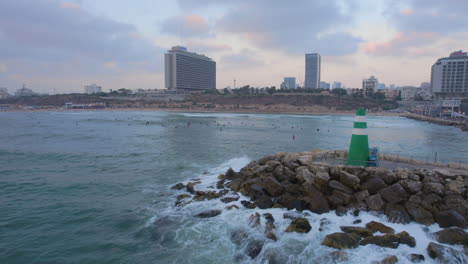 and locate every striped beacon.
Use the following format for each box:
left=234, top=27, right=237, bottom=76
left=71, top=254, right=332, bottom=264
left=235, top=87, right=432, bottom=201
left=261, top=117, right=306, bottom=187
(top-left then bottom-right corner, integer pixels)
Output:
left=347, top=107, right=369, bottom=166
